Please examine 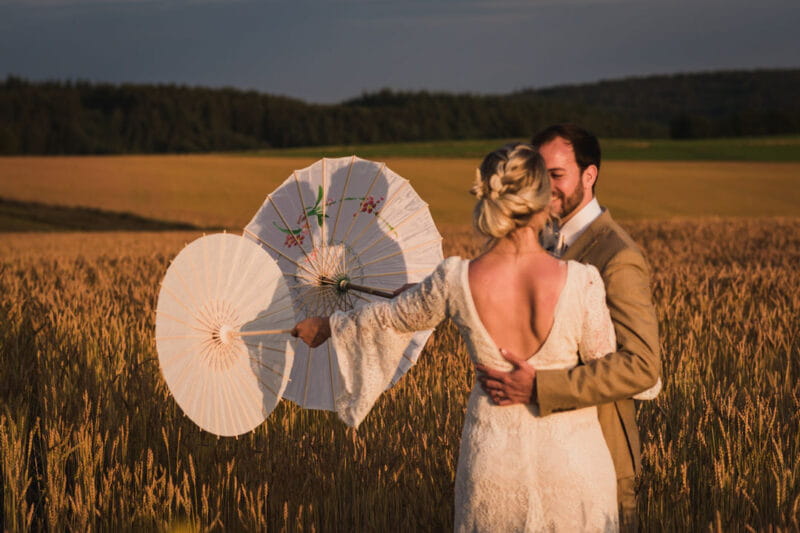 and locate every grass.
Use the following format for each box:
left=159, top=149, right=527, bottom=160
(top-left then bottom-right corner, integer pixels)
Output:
left=245, top=136, right=800, bottom=161
left=0, top=197, right=211, bottom=232
left=1, top=156, right=799, bottom=229
left=1, top=219, right=799, bottom=530
left=601, top=136, right=800, bottom=162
